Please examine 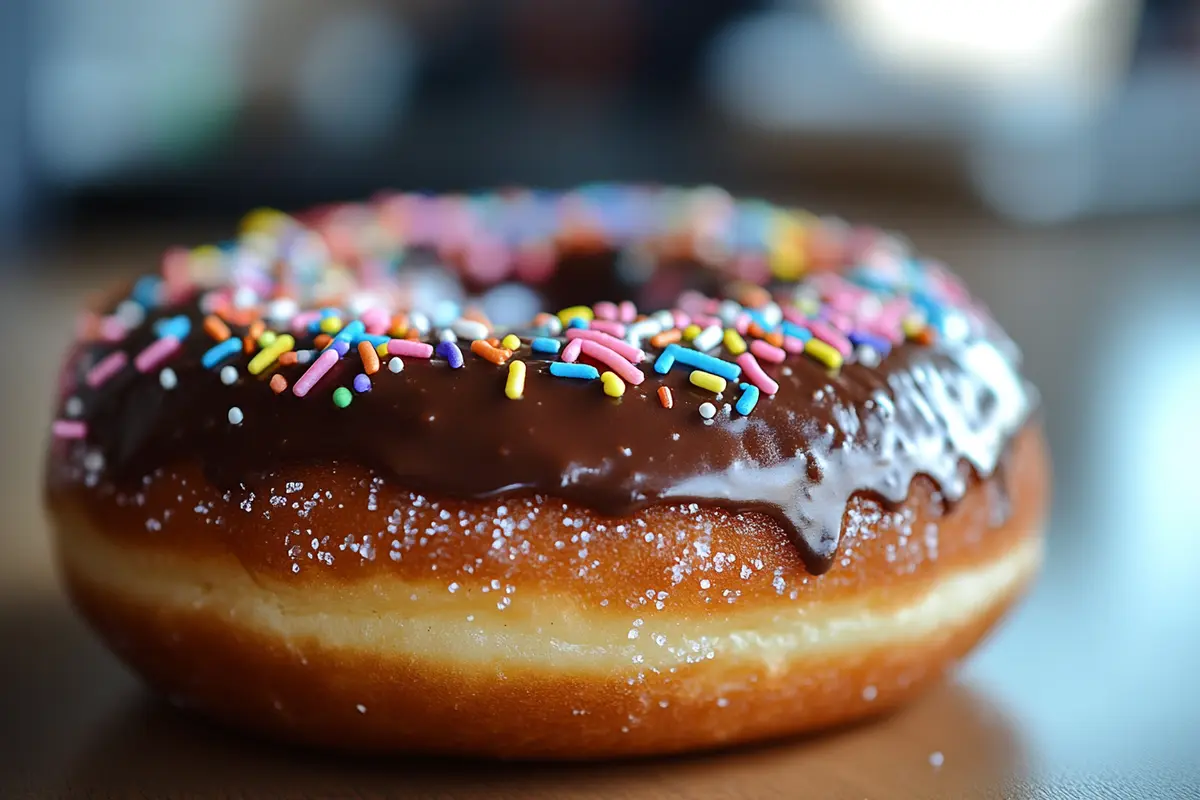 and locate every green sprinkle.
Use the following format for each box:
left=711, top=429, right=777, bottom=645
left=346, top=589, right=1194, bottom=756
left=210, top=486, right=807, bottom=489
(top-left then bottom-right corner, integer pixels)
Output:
left=332, top=387, right=353, bottom=408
